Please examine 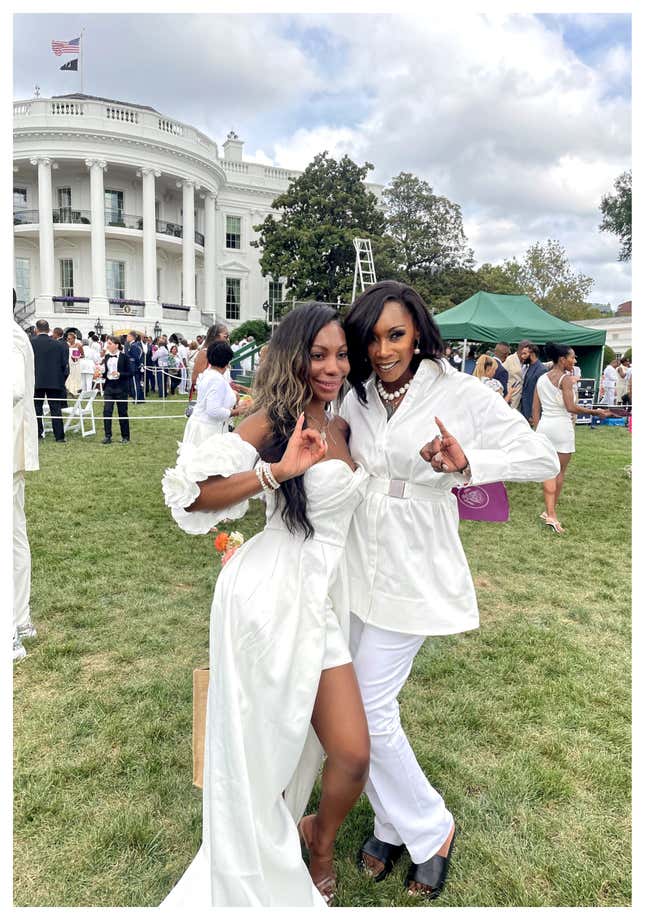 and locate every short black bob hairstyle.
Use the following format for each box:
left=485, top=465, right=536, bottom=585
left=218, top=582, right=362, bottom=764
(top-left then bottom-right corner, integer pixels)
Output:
left=207, top=341, right=234, bottom=368
left=343, top=280, right=444, bottom=405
